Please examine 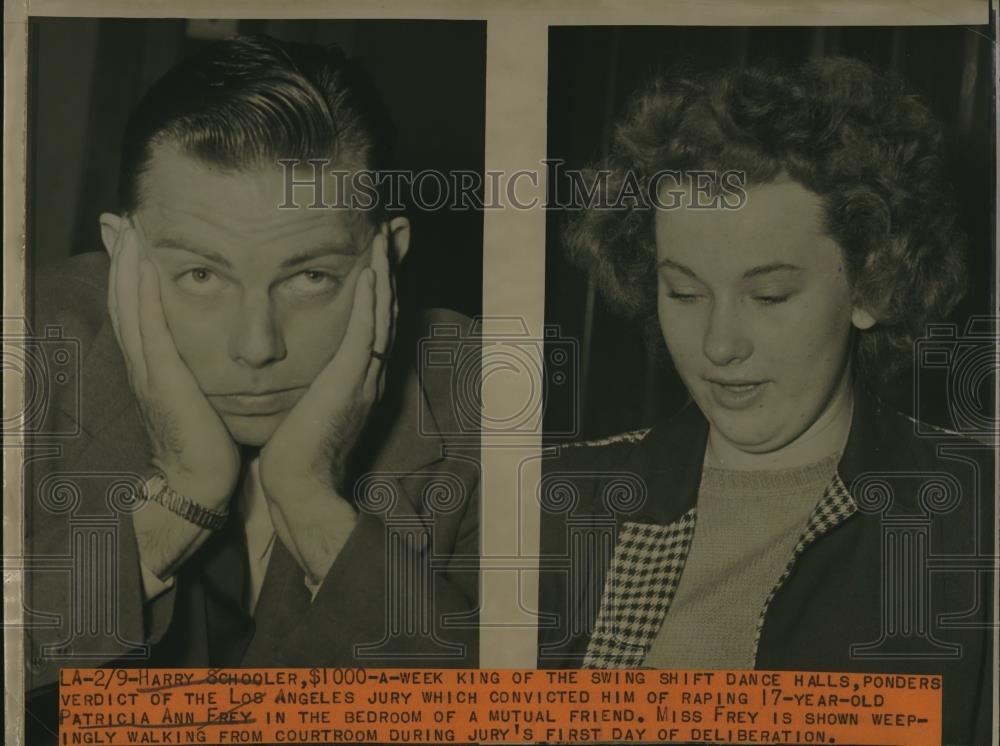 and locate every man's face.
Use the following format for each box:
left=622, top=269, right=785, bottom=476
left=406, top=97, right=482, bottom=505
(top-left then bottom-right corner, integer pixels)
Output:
left=133, top=144, right=374, bottom=446
left=655, top=178, right=863, bottom=455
